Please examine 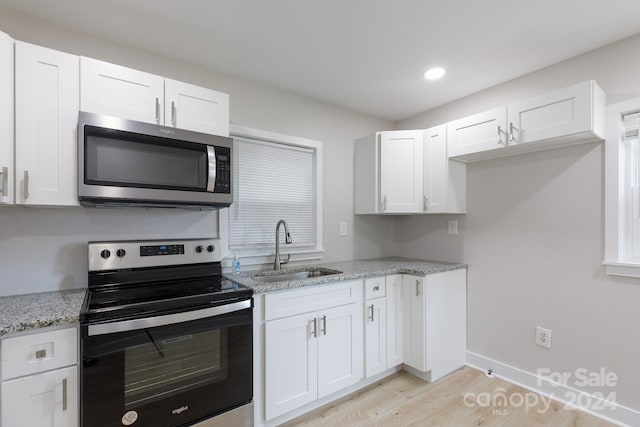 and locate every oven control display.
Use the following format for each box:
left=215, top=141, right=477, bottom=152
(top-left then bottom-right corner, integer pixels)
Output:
left=140, top=244, right=185, bottom=256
